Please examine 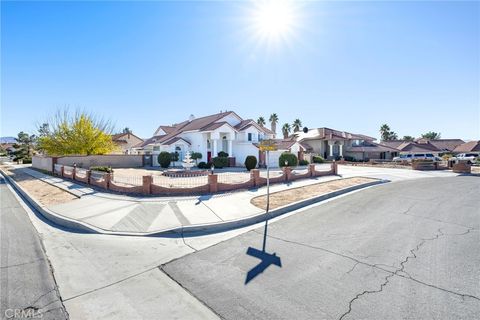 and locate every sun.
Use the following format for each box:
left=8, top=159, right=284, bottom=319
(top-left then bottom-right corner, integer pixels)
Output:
left=251, top=0, right=298, bottom=41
